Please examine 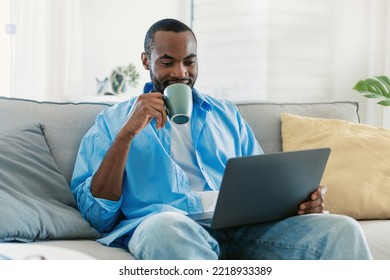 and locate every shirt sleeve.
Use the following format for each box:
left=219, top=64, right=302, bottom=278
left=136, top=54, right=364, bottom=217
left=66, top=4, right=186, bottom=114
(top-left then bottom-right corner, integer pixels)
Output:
left=70, top=114, right=123, bottom=233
